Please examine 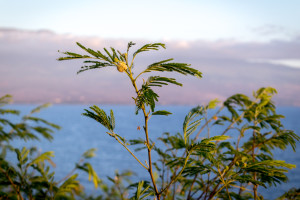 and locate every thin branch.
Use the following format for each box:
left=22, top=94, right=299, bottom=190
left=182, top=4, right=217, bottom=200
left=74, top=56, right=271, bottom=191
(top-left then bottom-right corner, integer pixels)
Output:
left=128, top=72, right=160, bottom=199
left=0, top=167, right=24, bottom=200
left=194, top=106, right=224, bottom=141
left=113, top=134, right=148, bottom=170
left=187, top=174, right=198, bottom=199
left=159, top=152, right=191, bottom=195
